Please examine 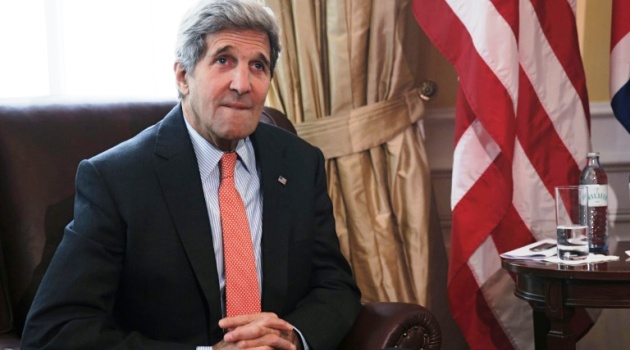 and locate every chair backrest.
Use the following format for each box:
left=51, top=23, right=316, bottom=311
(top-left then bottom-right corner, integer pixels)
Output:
left=259, top=106, right=296, bottom=134
left=0, top=101, right=292, bottom=336
left=0, top=103, right=443, bottom=350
